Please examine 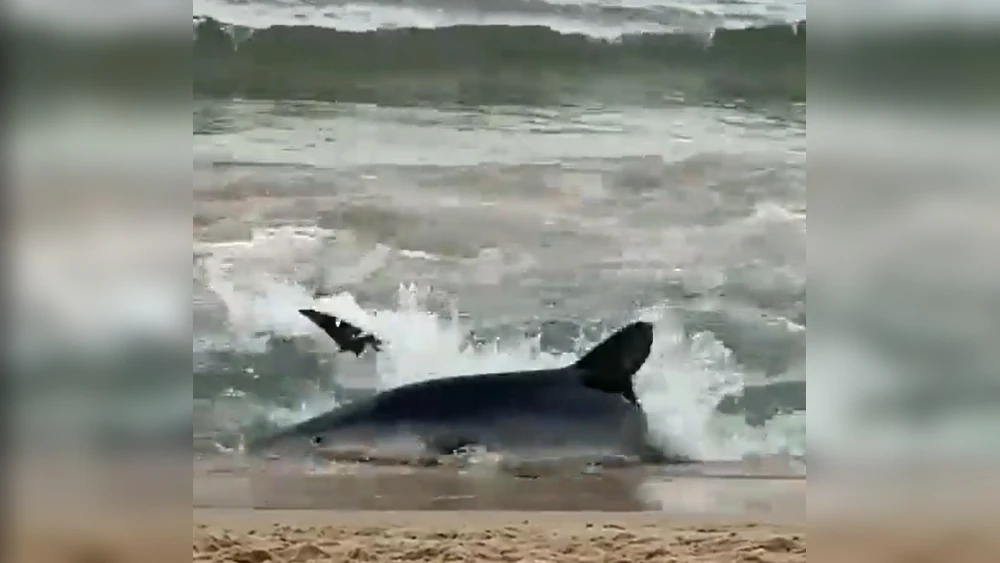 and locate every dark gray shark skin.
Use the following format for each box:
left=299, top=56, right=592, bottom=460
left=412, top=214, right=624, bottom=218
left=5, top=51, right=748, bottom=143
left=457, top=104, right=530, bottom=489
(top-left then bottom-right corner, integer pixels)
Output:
left=299, top=308, right=383, bottom=356
left=250, top=320, right=684, bottom=463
